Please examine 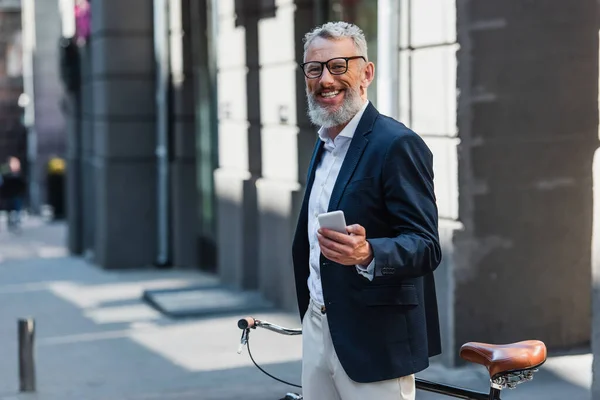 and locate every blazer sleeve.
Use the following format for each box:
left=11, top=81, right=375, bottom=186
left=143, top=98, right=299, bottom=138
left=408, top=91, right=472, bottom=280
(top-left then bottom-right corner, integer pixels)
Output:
left=367, top=133, right=442, bottom=280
